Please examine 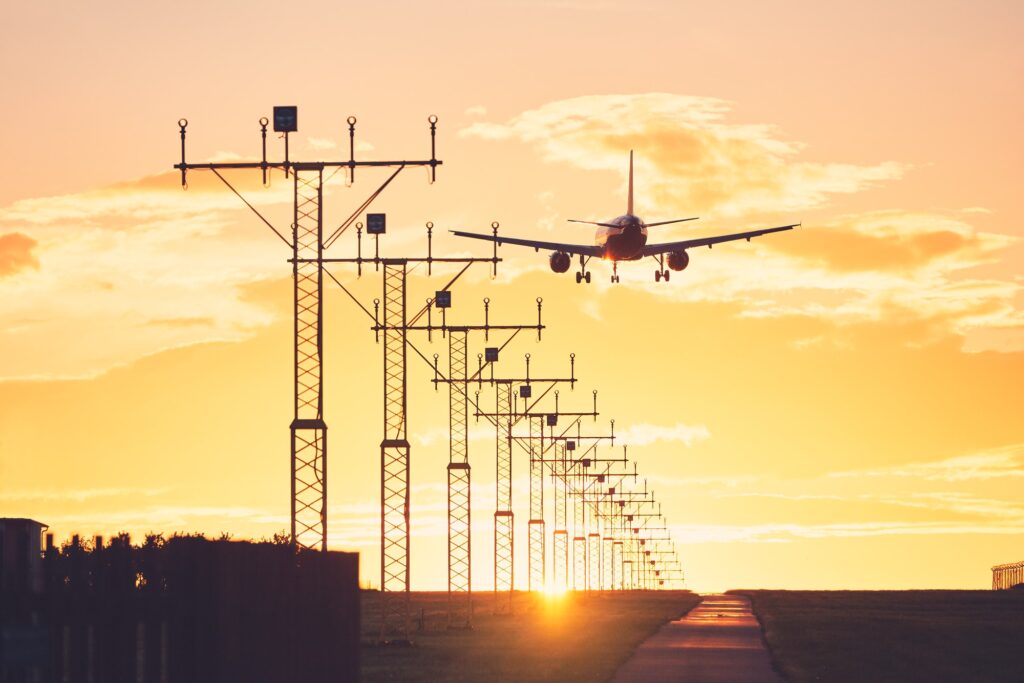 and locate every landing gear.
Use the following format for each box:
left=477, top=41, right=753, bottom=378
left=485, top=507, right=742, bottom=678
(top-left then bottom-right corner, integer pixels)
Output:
left=611, top=262, right=620, bottom=283
left=653, top=255, right=669, bottom=283
left=576, top=255, right=592, bottom=284
left=663, top=269, right=670, bottom=282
